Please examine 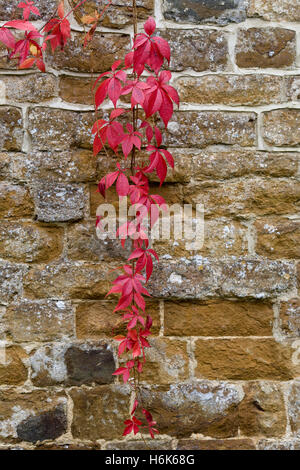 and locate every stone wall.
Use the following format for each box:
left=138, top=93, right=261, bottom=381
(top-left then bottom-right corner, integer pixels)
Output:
left=0, top=0, right=299, bottom=450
